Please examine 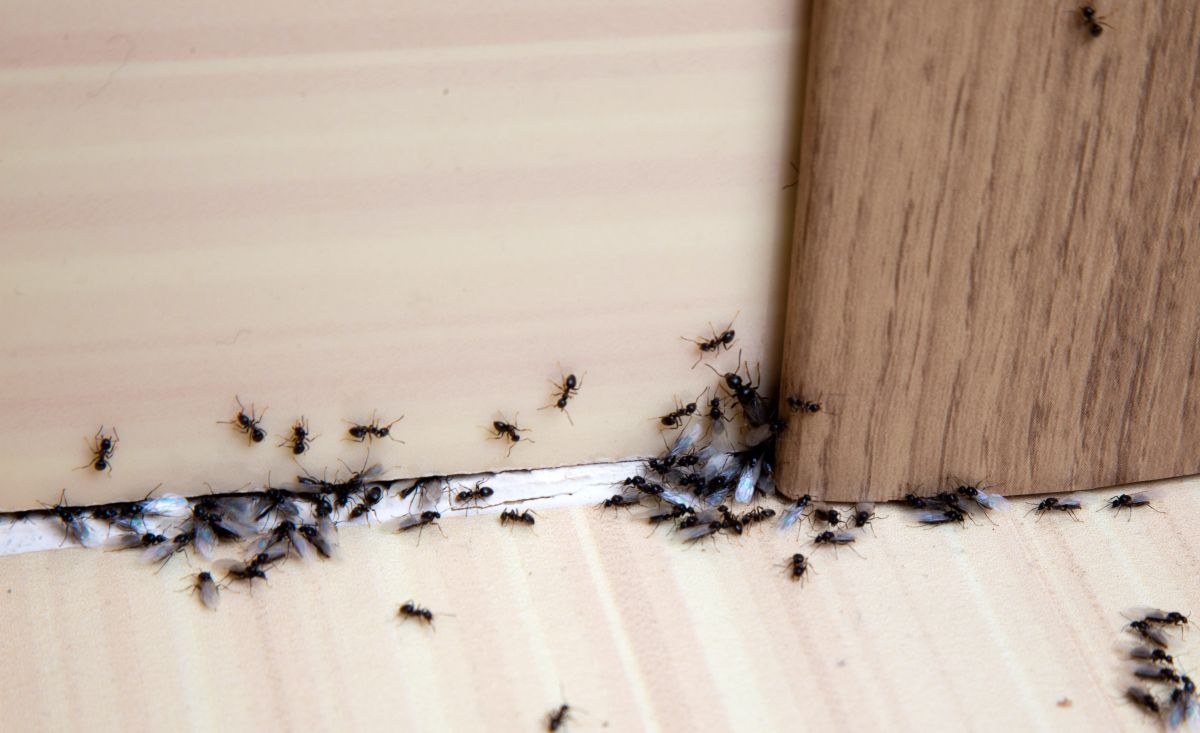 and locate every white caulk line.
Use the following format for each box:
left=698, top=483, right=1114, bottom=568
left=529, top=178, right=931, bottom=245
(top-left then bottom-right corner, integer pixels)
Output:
left=0, top=459, right=645, bottom=558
